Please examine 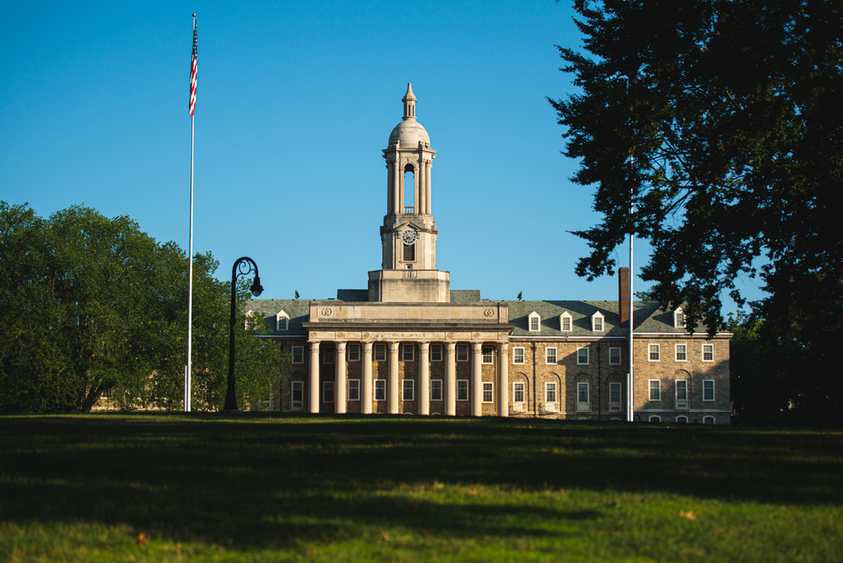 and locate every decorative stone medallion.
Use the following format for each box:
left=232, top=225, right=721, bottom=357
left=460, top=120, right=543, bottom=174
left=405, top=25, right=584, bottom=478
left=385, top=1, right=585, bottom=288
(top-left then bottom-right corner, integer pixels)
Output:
left=322, top=308, right=332, bottom=316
